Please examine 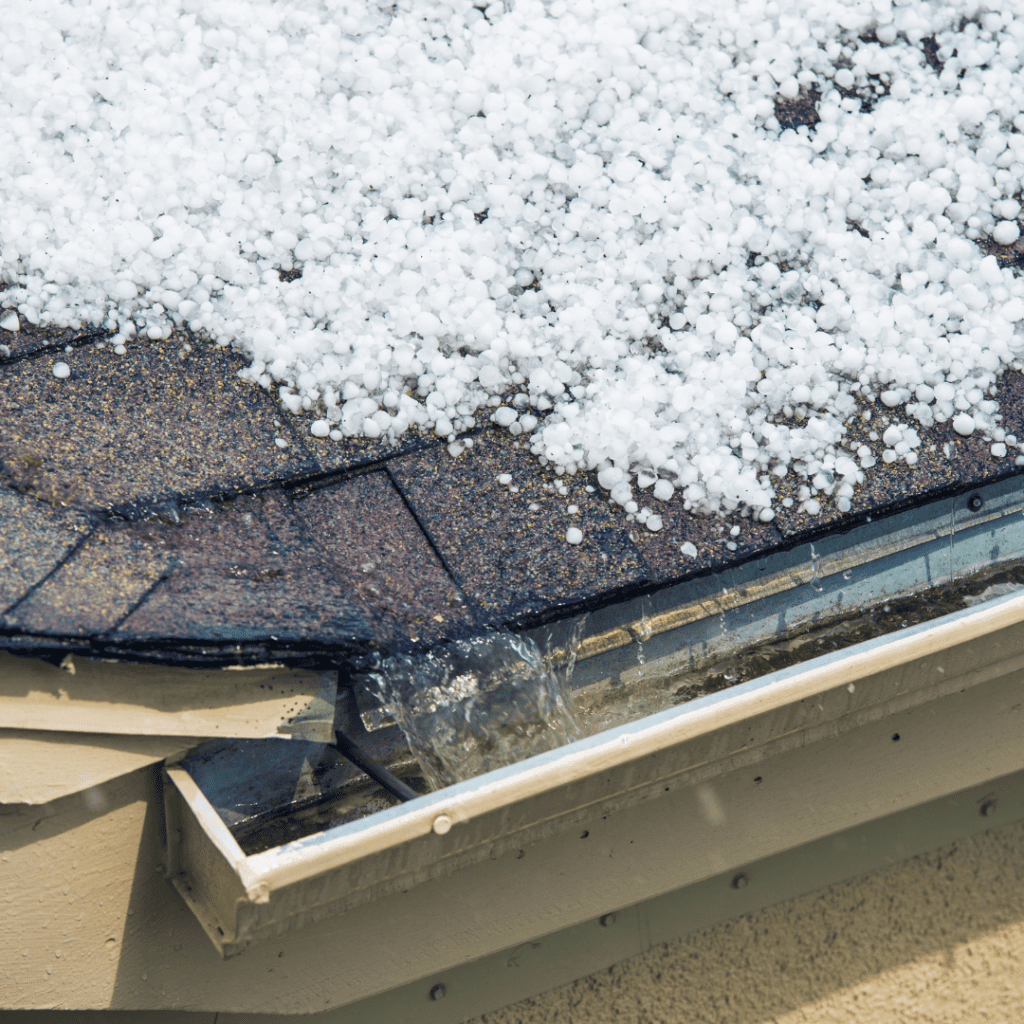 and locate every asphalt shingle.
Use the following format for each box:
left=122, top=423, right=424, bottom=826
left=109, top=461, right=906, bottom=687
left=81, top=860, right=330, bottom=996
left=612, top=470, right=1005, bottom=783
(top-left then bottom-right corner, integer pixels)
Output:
left=0, top=333, right=317, bottom=513
left=294, top=471, right=473, bottom=645
left=3, top=524, right=175, bottom=636
left=0, top=487, right=93, bottom=616
left=113, top=491, right=375, bottom=655
left=389, top=430, right=648, bottom=626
